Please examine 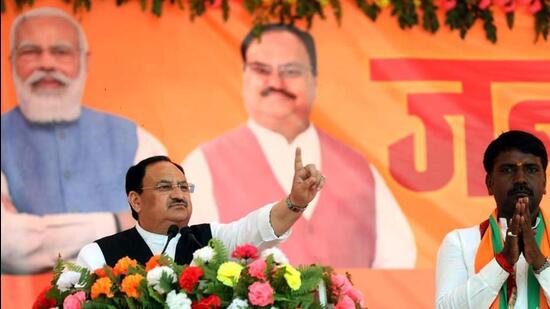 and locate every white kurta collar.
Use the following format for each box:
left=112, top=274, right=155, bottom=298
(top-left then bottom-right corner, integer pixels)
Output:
left=135, top=223, right=181, bottom=255
left=247, top=119, right=321, bottom=219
